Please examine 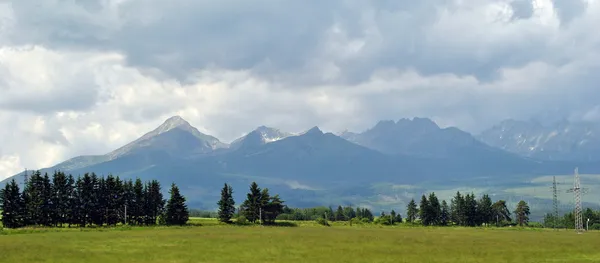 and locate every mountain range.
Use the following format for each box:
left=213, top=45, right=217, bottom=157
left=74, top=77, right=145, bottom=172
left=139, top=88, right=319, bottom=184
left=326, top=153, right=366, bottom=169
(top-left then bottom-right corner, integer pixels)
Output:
left=3, top=116, right=600, bottom=213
